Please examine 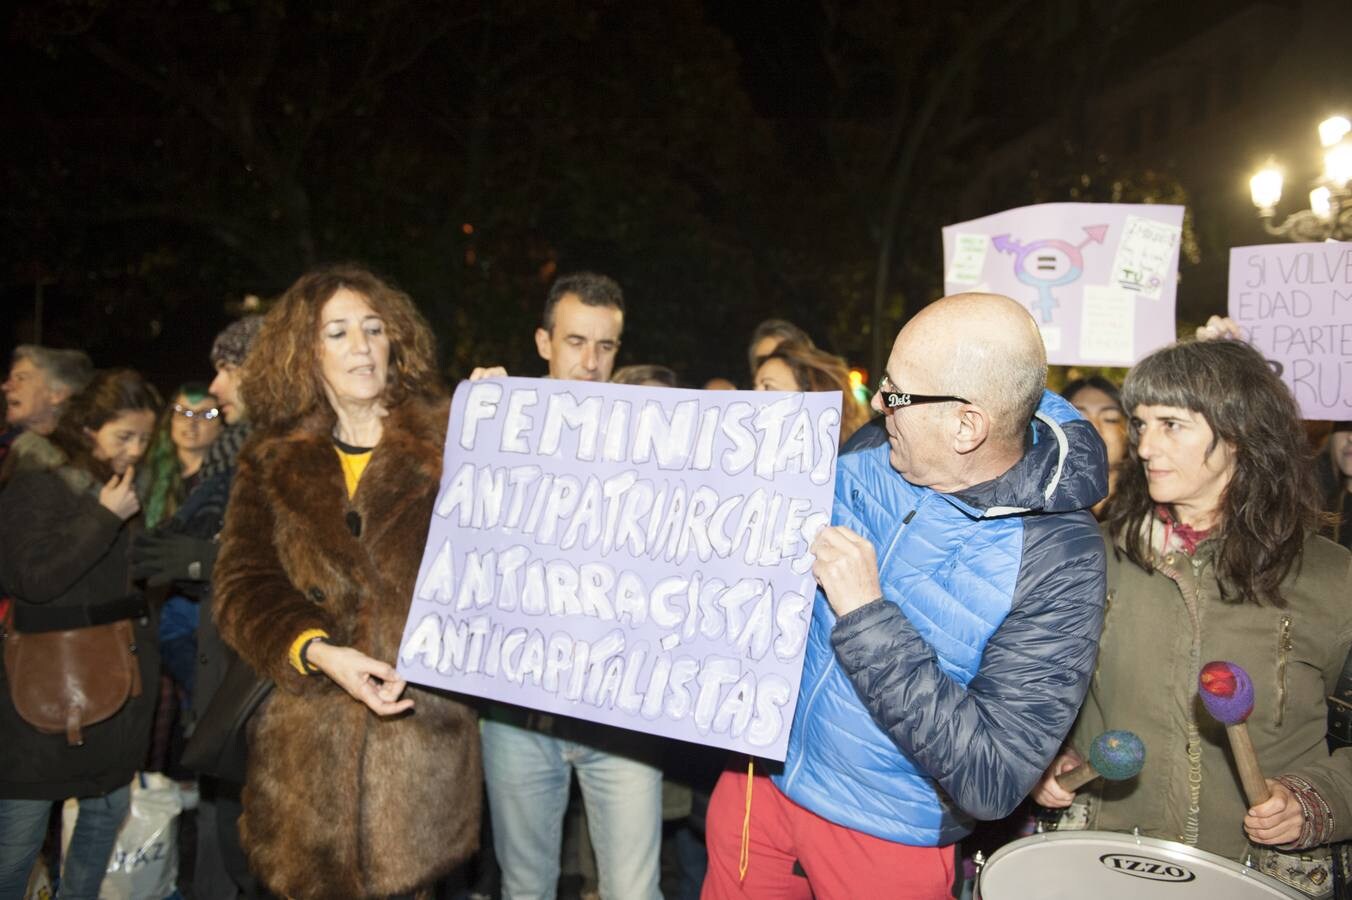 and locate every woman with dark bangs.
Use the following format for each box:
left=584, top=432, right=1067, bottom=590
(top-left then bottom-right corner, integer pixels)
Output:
left=1033, top=339, right=1352, bottom=898
left=1060, top=374, right=1127, bottom=519
left=0, top=369, right=160, bottom=899
left=212, top=264, right=481, bottom=899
